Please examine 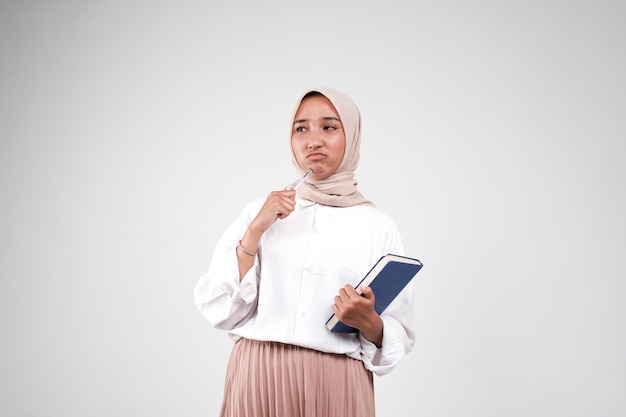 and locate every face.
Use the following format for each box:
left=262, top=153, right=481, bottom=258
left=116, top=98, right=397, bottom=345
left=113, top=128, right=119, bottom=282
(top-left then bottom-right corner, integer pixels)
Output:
left=291, top=95, right=346, bottom=181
